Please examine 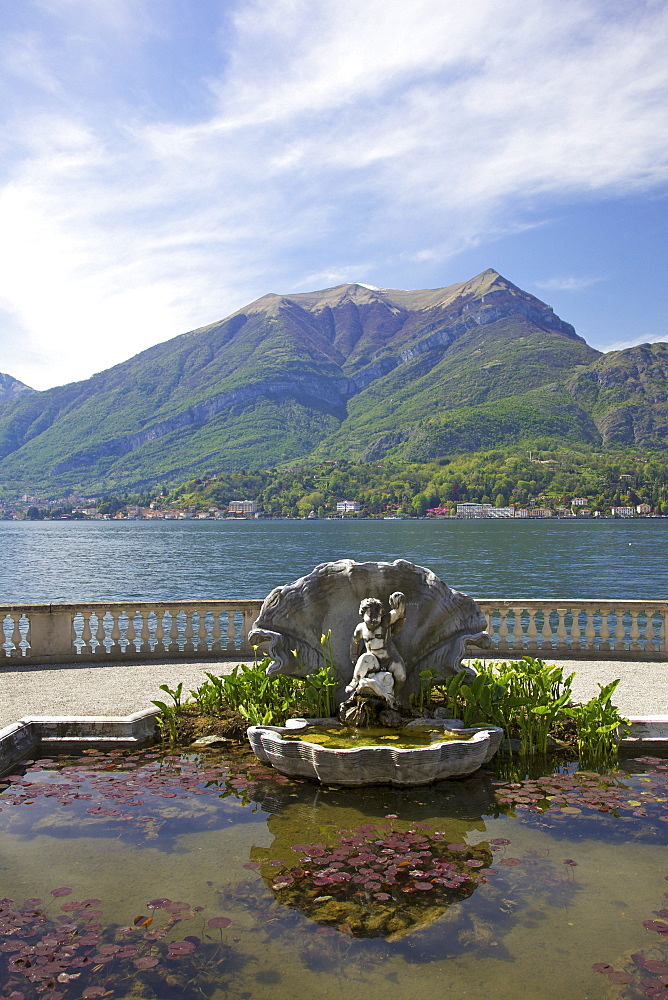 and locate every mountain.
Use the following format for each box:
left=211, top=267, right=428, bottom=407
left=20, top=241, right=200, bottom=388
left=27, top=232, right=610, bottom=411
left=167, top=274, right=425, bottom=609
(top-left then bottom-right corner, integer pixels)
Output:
left=0, top=372, right=33, bottom=404
left=564, top=343, right=668, bottom=448
left=0, top=269, right=664, bottom=495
